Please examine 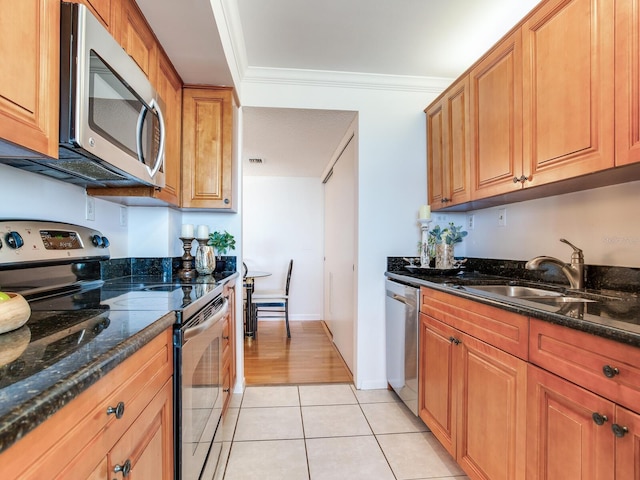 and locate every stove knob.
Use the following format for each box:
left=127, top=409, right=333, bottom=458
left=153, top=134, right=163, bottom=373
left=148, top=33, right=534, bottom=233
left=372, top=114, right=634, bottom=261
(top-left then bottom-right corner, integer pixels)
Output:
left=91, top=234, right=103, bottom=247
left=5, top=232, right=24, bottom=249
left=101, top=236, right=110, bottom=248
